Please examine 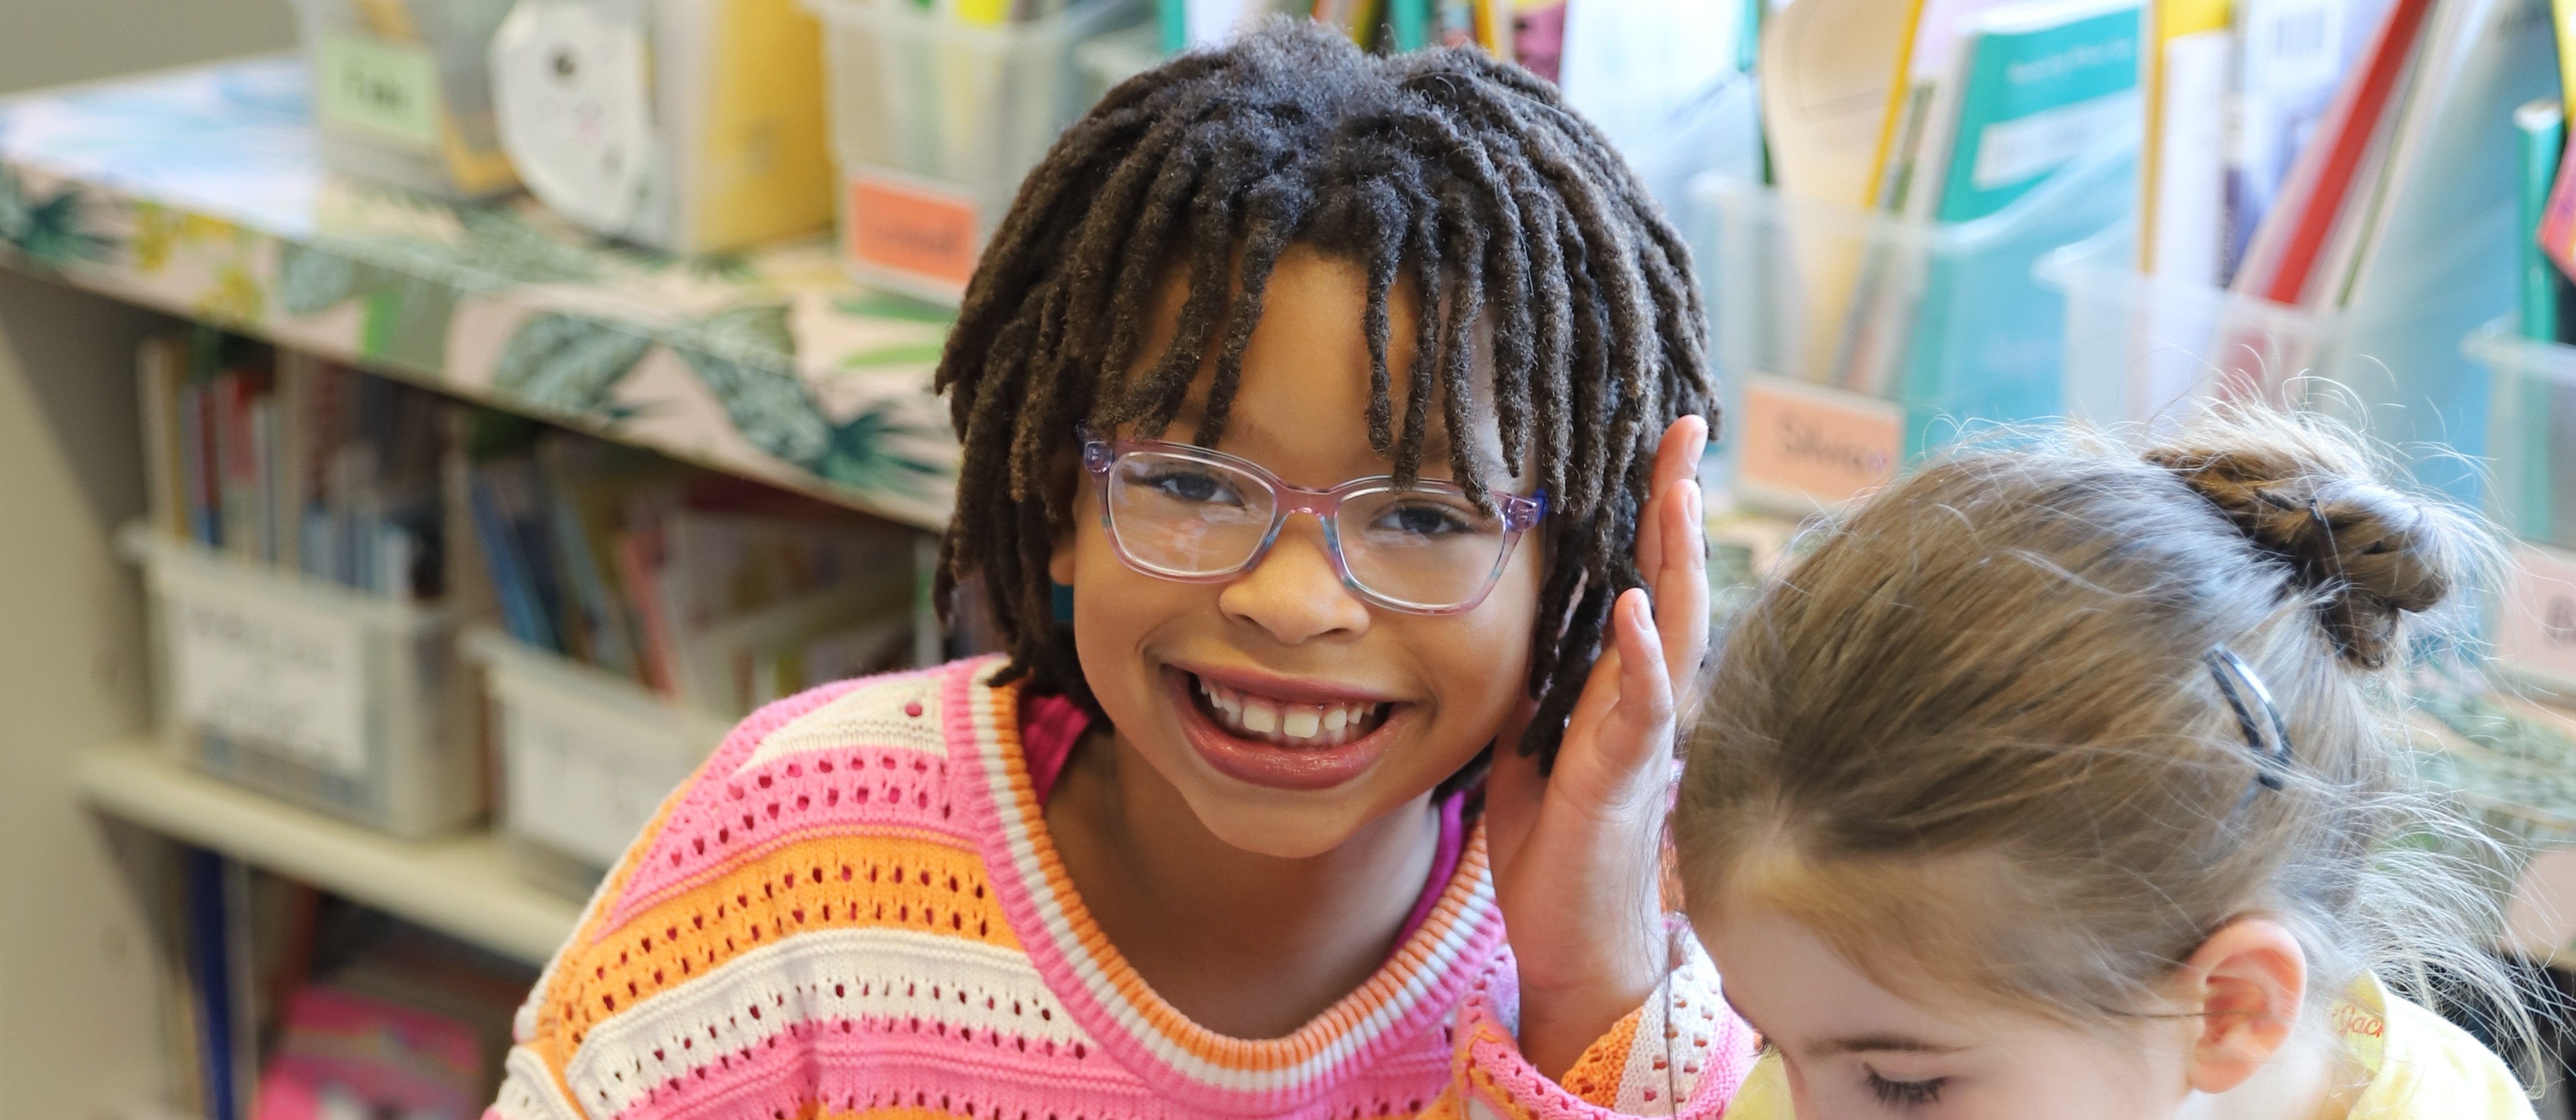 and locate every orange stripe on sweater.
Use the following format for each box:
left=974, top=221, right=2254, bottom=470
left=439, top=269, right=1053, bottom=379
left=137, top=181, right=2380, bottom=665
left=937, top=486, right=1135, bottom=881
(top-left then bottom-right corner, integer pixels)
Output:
left=536, top=833, right=1017, bottom=1046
